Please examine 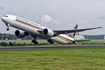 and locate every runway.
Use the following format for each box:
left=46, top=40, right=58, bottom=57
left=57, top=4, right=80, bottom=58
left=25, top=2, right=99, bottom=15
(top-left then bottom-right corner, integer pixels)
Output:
left=0, top=45, right=105, bottom=51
